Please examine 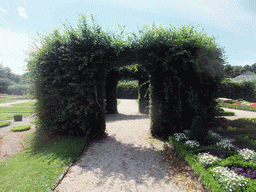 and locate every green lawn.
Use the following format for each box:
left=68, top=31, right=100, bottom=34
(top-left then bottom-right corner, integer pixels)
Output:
left=0, top=106, right=33, bottom=113
left=0, top=95, right=90, bottom=191
left=0, top=129, right=89, bottom=191
left=12, top=101, right=37, bottom=106
left=0, top=95, right=32, bottom=104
